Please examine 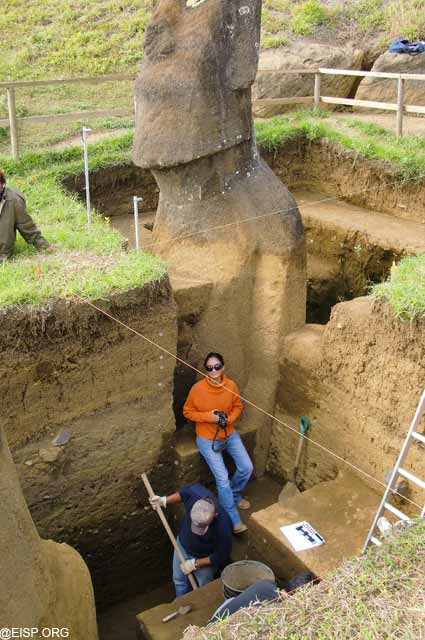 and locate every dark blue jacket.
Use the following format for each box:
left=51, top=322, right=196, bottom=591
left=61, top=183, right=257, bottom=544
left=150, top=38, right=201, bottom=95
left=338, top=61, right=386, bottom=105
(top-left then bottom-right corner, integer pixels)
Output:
left=178, top=484, right=233, bottom=570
